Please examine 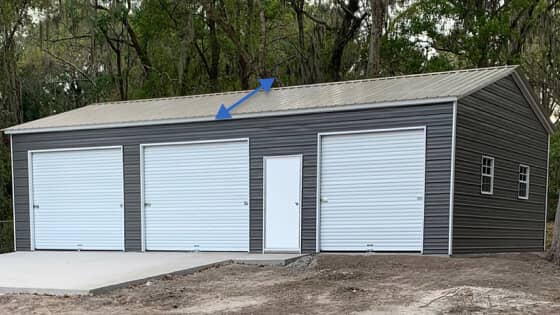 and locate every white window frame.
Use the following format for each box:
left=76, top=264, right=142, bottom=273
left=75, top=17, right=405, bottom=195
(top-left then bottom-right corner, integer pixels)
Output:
left=518, top=164, right=530, bottom=200
left=481, top=155, right=494, bottom=195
